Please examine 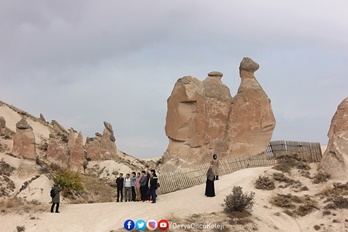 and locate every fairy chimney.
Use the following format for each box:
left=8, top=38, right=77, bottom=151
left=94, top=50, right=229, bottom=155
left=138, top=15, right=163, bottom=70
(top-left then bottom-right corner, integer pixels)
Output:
left=321, top=97, right=348, bottom=180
